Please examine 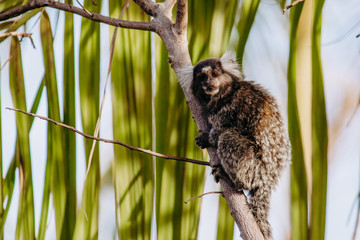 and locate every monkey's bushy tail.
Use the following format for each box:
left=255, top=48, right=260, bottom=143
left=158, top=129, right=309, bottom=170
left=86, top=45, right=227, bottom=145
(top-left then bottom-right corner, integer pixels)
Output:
left=249, top=187, right=273, bottom=240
